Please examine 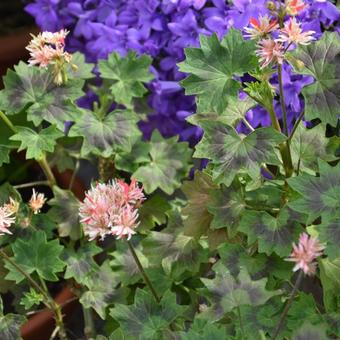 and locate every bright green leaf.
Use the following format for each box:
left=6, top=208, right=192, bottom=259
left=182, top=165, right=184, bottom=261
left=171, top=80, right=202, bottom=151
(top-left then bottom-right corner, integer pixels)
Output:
left=133, top=131, right=192, bottom=195
left=67, top=52, right=94, bottom=79
left=179, top=30, right=257, bottom=113
left=5, top=231, right=65, bottom=282
left=20, top=288, right=44, bottom=310
left=222, top=95, right=256, bottom=126
left=178, top=319, right=227, bottom=339
left=289, top=32, right=340, bottom=126
left=99, top=51, right=153, bottom=107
